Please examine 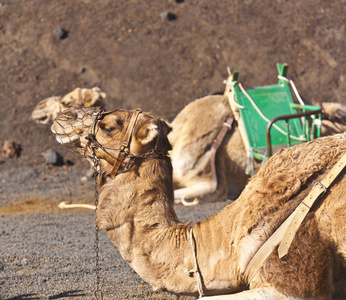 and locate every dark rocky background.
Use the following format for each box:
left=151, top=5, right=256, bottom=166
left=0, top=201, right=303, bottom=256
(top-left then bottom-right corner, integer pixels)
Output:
left=1, top=0, right=345, bottom=174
